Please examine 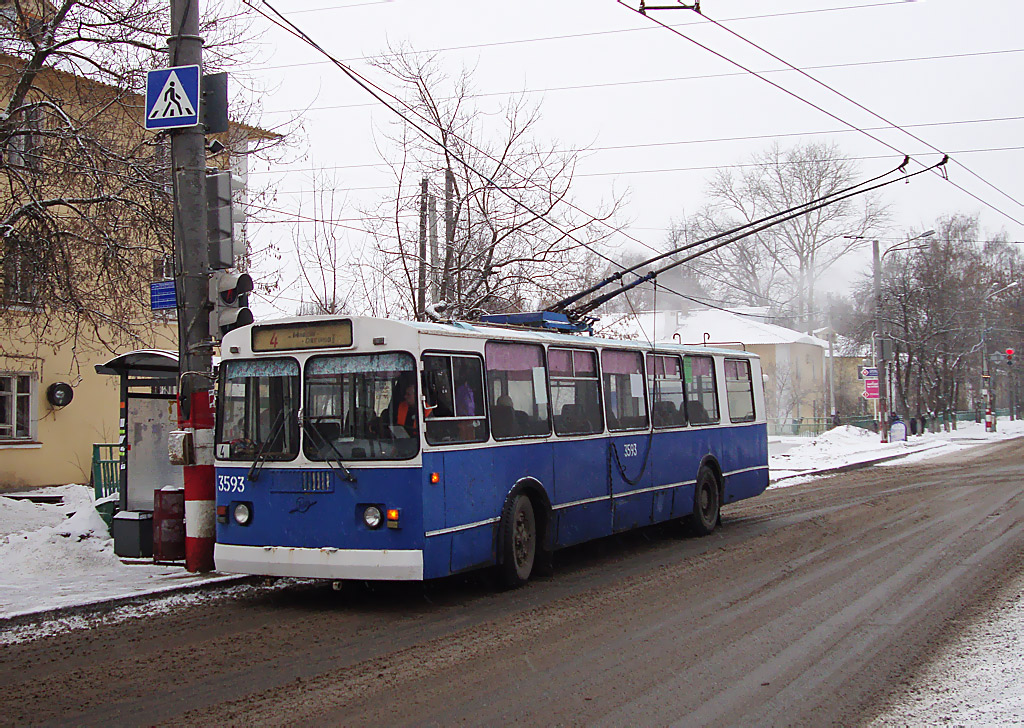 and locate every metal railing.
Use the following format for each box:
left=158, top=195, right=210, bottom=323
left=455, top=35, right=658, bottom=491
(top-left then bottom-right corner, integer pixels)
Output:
left=768, top=409, right=1014, bottom=437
